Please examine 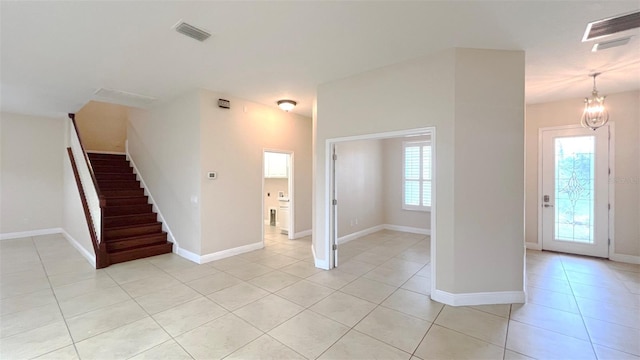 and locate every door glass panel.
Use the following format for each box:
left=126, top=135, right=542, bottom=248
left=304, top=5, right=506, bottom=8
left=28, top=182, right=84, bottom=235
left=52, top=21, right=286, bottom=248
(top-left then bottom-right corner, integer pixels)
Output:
left=554, top=136, right=595, bottom=243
